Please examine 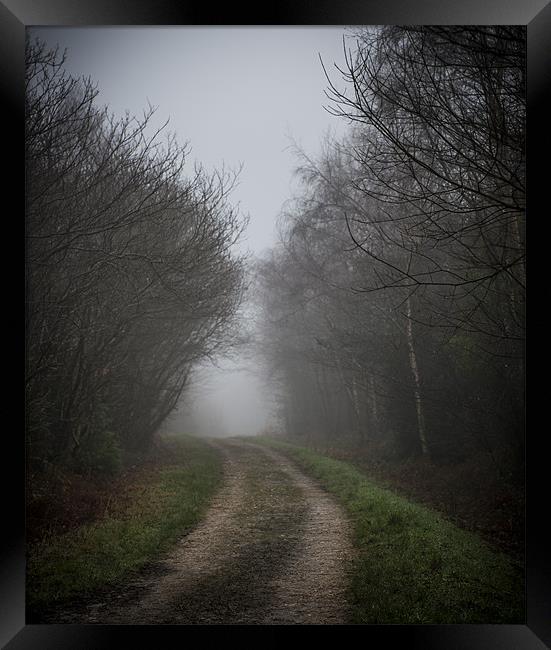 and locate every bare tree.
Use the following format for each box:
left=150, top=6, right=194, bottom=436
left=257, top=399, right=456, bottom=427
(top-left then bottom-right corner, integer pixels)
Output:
left=321, top=26, right=525, bottom=359
left=257, top=25, right=525, bottom=465
left=26, top=38, right=246, bottom=475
